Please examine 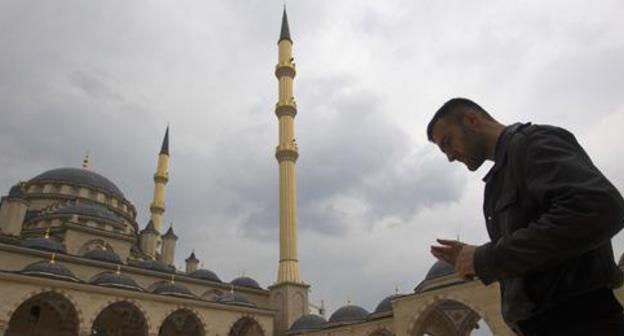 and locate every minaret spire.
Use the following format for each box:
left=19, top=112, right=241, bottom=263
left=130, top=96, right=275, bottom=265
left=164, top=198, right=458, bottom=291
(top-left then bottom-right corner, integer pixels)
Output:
left=279, top=7, right=292, bottom=43
left=160, top=125, right=170, bottom=155
left=149, top=126, right=170, bottom=240
left=275, top=7, right=301, bottom=284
